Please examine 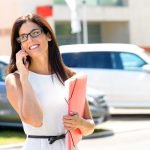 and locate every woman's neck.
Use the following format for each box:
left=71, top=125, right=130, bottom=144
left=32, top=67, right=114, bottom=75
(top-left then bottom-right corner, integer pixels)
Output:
left=29, top=56, right=51, bottom=75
